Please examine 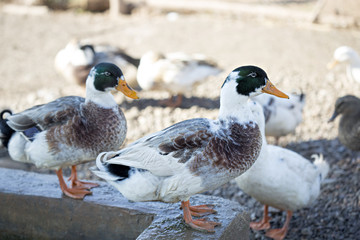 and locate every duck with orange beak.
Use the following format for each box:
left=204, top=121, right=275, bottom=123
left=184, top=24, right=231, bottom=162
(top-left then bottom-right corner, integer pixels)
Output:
left=92, top=65, right=288, bottom=232
left=0, top=62, right=138, bottom=200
